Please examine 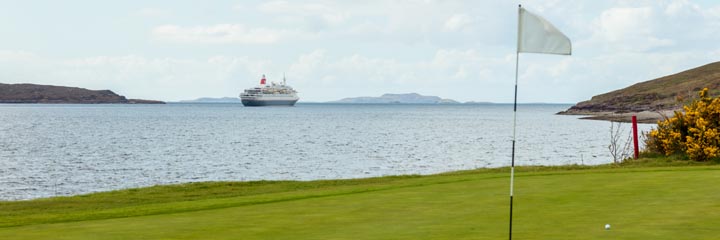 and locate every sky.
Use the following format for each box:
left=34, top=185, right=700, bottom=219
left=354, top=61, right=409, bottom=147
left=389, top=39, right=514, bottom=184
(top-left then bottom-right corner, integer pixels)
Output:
left=1, top=0, right=719, bottom=103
